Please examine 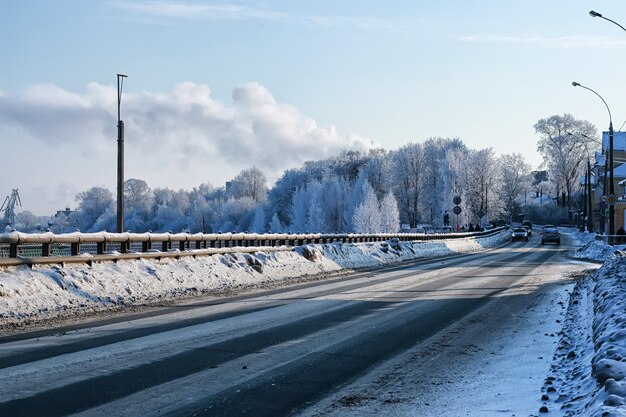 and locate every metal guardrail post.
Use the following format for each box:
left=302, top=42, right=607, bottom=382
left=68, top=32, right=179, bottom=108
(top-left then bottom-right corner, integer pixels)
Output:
left=142, top=241, right=151, bottom=252
left=71, top=243, right=80, bottom=256
left=9, top=243, right=17, bottom=258
left=97, top=242, right=107, bottom=255
left=42, top=243, right=51, bottom=257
